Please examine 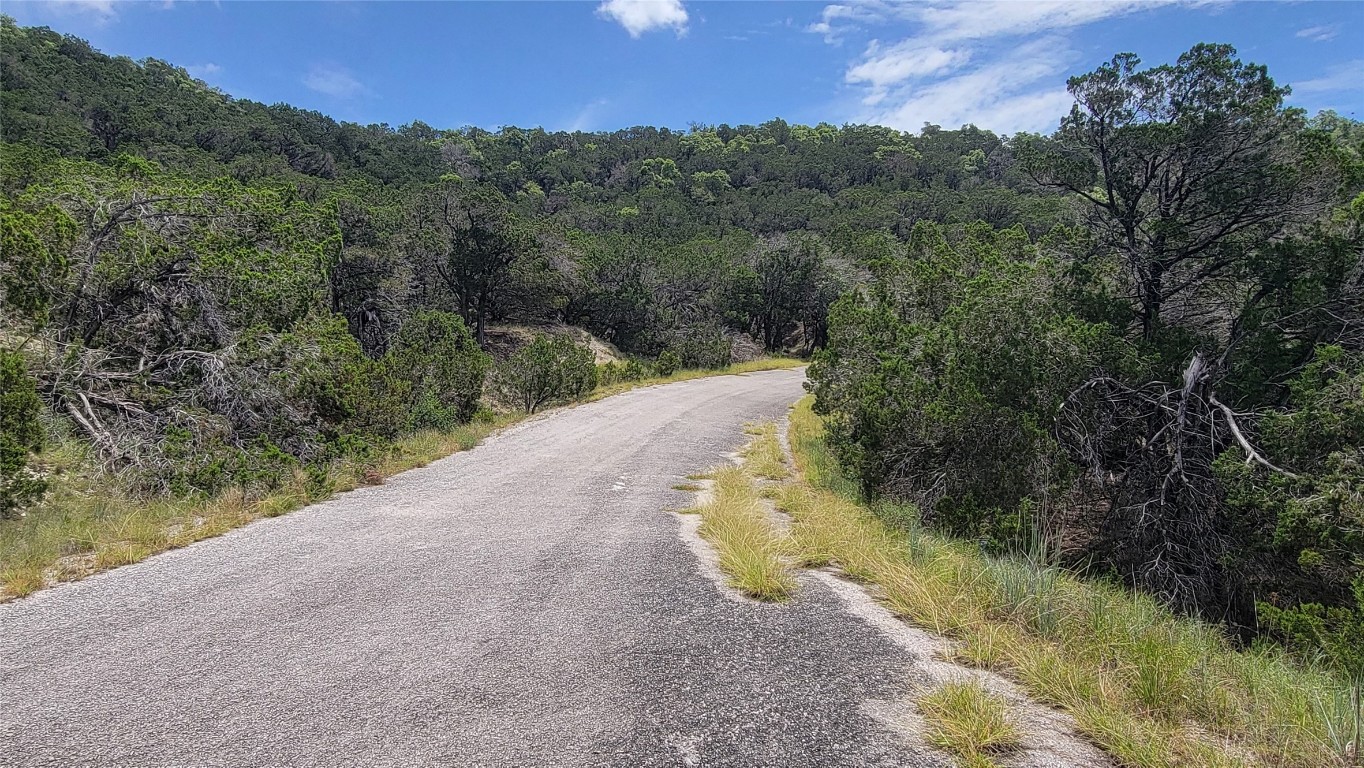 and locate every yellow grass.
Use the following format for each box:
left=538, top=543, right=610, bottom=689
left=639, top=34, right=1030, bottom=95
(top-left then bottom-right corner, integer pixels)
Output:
left=0, top=418, right=508, bottom=600
left=918, top=680, right=1022, bottom=767
left=741, top=421, right=790, bottom=479
left=691, top=466, right=797, bottom=601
